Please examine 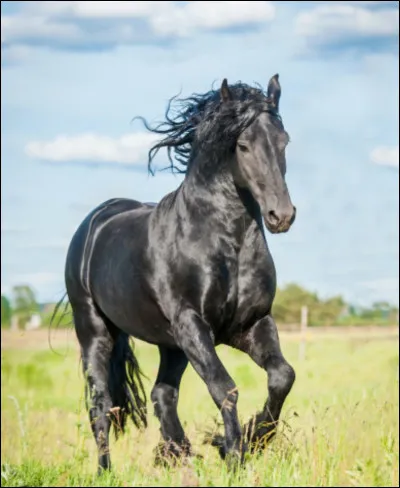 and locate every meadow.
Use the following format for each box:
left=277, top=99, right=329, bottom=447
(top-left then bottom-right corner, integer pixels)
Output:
left=1, top=327, right=399, bottom=487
